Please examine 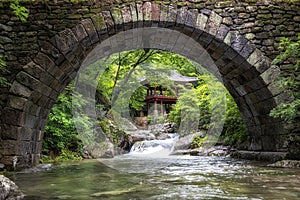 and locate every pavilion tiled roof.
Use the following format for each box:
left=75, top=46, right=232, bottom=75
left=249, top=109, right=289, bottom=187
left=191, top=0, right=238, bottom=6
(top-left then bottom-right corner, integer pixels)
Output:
left=140, top=70, right=199, bottom=85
